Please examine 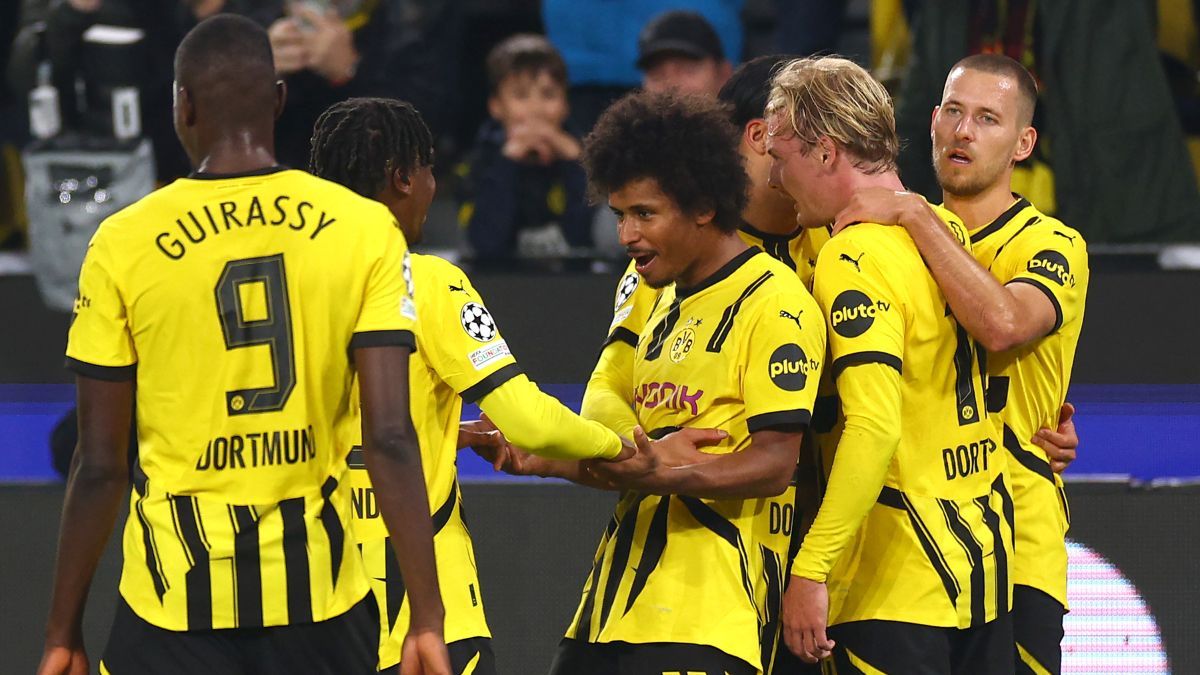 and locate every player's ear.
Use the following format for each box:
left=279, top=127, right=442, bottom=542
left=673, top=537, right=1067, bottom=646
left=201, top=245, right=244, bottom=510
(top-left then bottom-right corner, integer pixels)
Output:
left=744, top=119, right=768, bottom=155
left=695, top=209, right=716, bottom=228
left=1014, top=125, right=1037, bottom=164
left=392, top=167, right=413, bottom=196
left=487, top=95, right=502, bottom=122
left=930, top=105, right=940, bottom=141
left=176, top=85, right=196, bottom=127
left=273, top=80, right=287, bottom=121
left=817, top=136, right=836, bottom=168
